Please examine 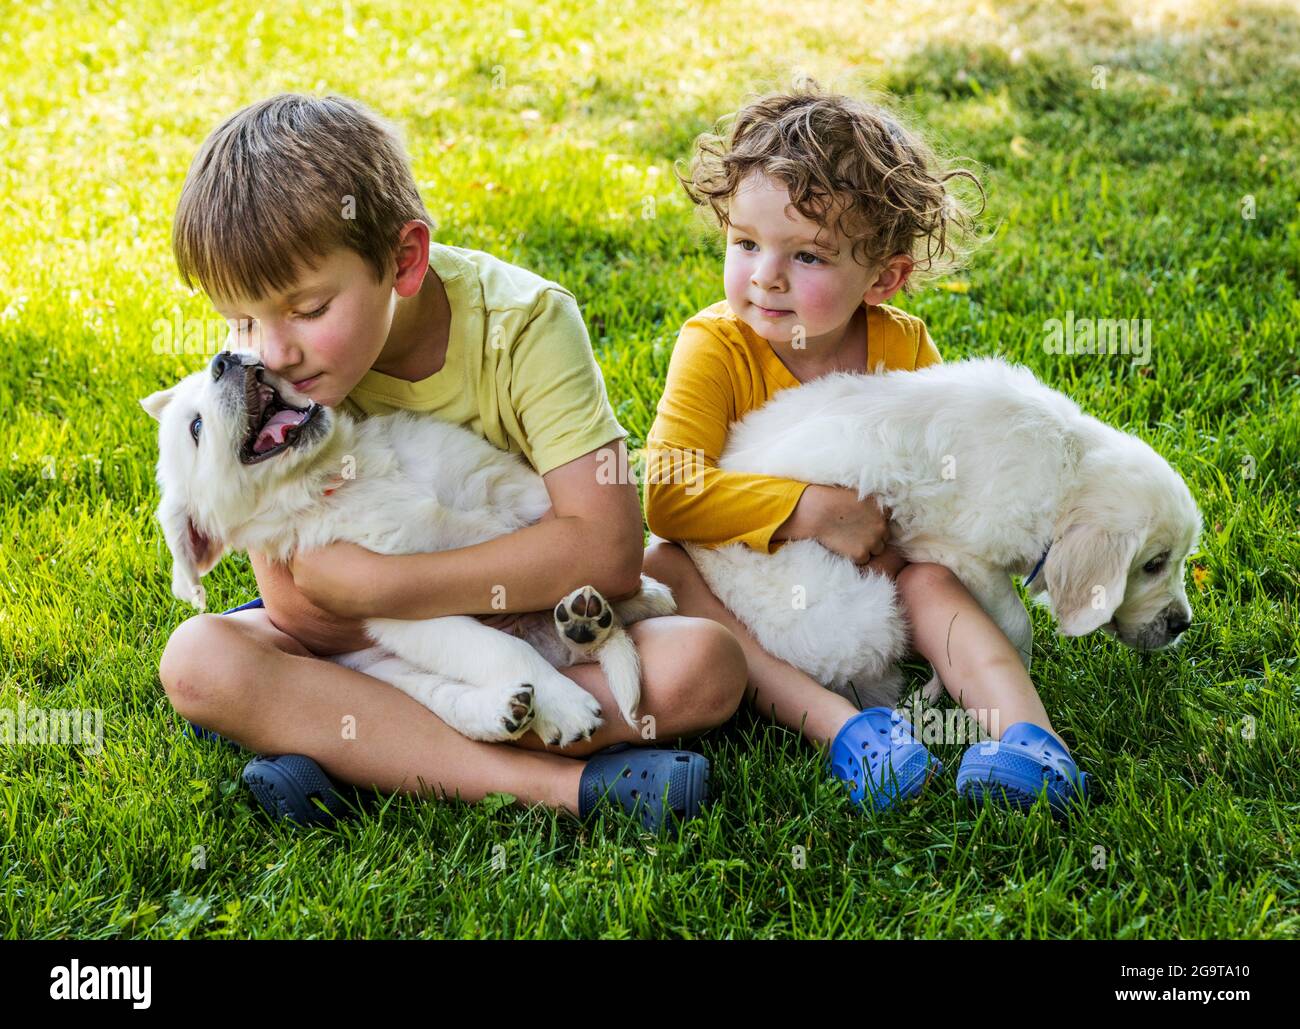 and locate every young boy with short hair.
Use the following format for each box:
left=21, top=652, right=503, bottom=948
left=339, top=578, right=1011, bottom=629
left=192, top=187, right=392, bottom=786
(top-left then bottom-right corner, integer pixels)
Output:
left=156, top=93, right=747, bottom=832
